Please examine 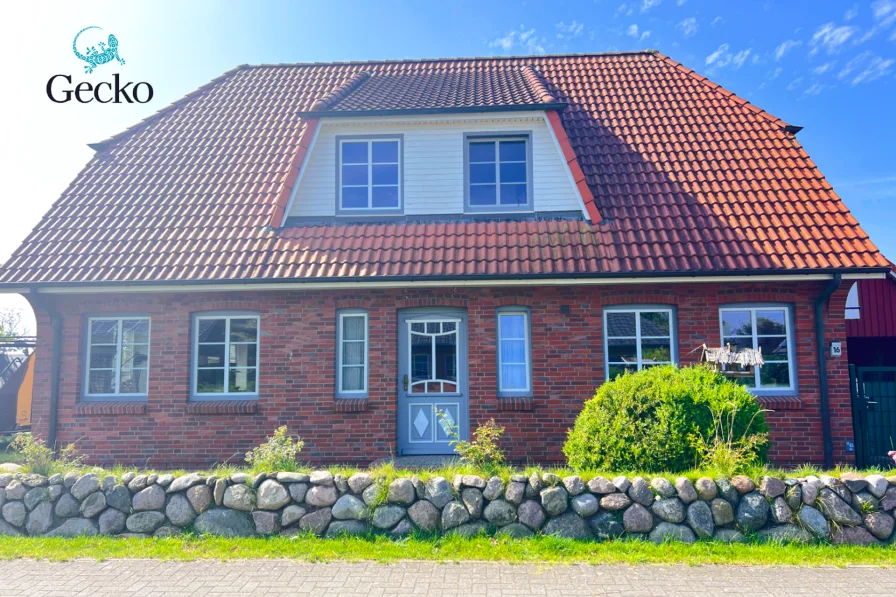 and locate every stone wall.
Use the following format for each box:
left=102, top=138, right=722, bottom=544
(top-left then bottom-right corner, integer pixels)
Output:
left=1, top=469, right=894, bottom=544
